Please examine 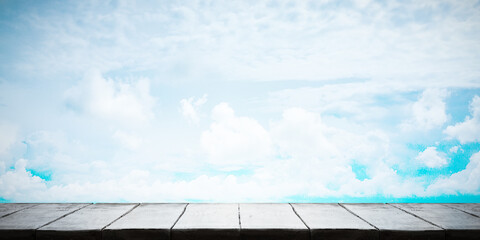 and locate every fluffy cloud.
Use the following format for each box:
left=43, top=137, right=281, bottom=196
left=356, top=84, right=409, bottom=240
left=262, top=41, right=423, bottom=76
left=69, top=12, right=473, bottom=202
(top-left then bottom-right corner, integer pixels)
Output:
left=1, top=99, right=476, bottom=202
left=180, top=94, right=207, bottom=124
left=201, top=103, right=272, bottom=169
left=336, top=163, right=424, bottom=198
left=271, top=108, right=390, bottom=166
left=0, top=123, right=17, bottom=155
left=17, top=130, right=119, bottom=185
left=402, top=89, right=448, bottom=130
left=0, top=159, right=47, bottom=201
left=426, top=151, right=480, bottom=195
left=267, top=108, right=412, bottom=197
left=0, top=159, right=280, bottom=202
left=268, top=82, right=396, bottom=123
left=271, top=108, right=339, bottom=159
left=444, top=95, right=480, bottom=143
left=450, top=146, right=460, bottom=153
left=0, top=158, right=418, bottom=202
left=1, top=0, right=480, bottom=203
left=65, top=71, right=155, bottom=125
left=0, top=107, right=476, bottom=202
left=415, top=147, right=448, bottom=168
left=112, top=130, right=142, bottom=151
left=203, top=105, right=410, bottom=198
